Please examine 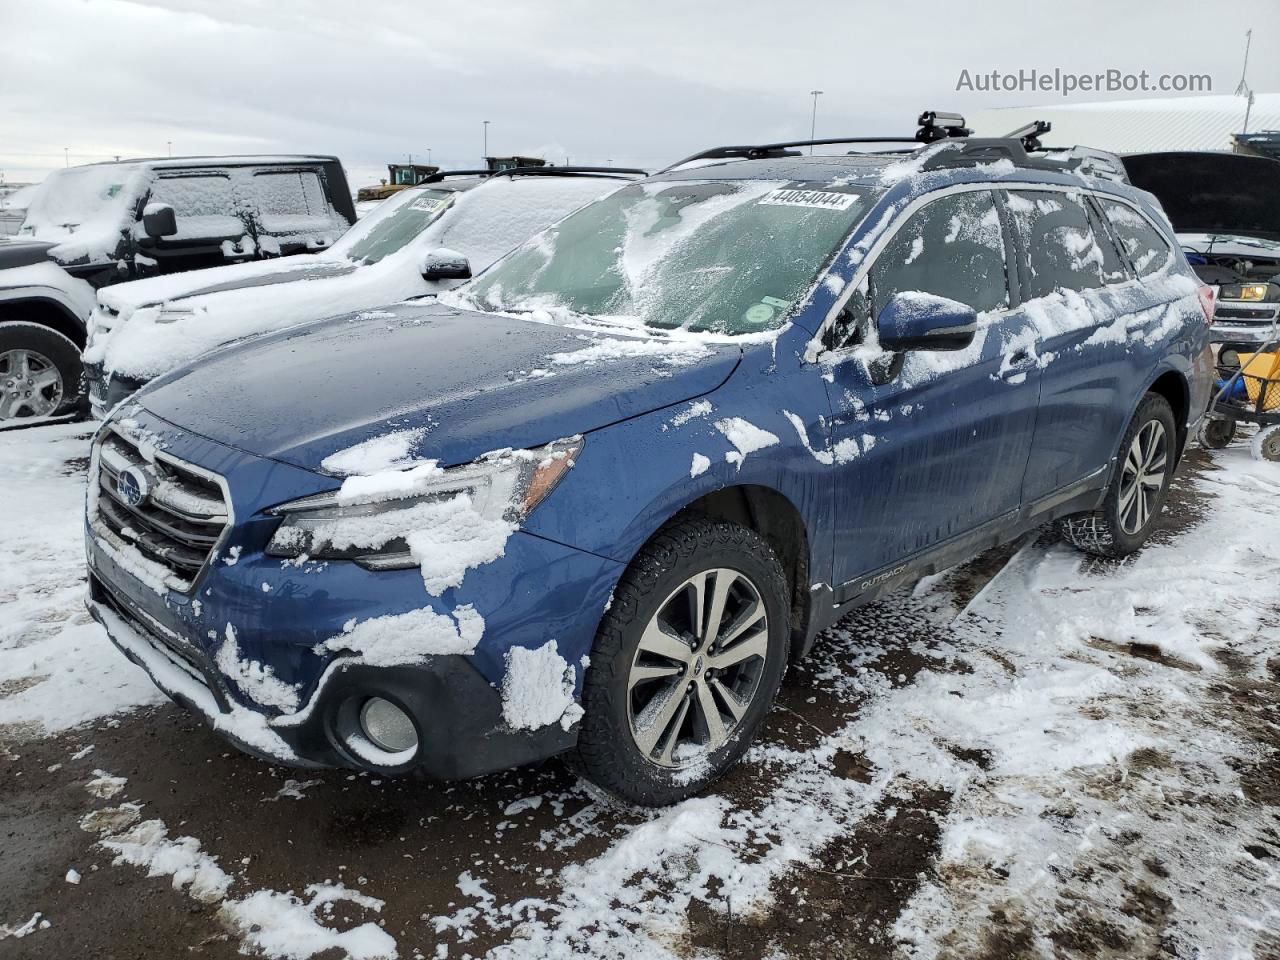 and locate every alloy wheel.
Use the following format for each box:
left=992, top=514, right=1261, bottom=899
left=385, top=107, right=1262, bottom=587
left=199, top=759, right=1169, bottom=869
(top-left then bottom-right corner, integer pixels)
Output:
left=1118, top=419, right=1168, bottom=535
left=0, top=348, right=63, bottom=420
left=626, top=567, right=769, bottom=769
